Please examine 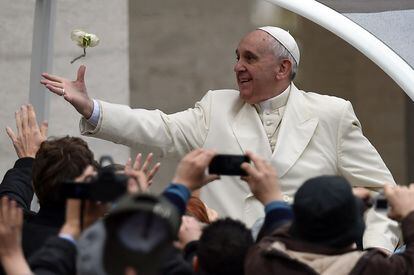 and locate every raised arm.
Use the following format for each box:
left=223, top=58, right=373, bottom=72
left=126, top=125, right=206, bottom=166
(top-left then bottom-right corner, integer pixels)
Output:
left=1, top=105, right=48, bottom=211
